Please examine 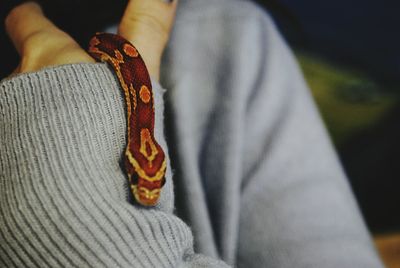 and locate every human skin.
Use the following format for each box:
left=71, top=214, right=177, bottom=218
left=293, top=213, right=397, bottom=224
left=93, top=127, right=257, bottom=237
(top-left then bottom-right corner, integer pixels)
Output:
left=5, top=0, right=178, bottom=81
